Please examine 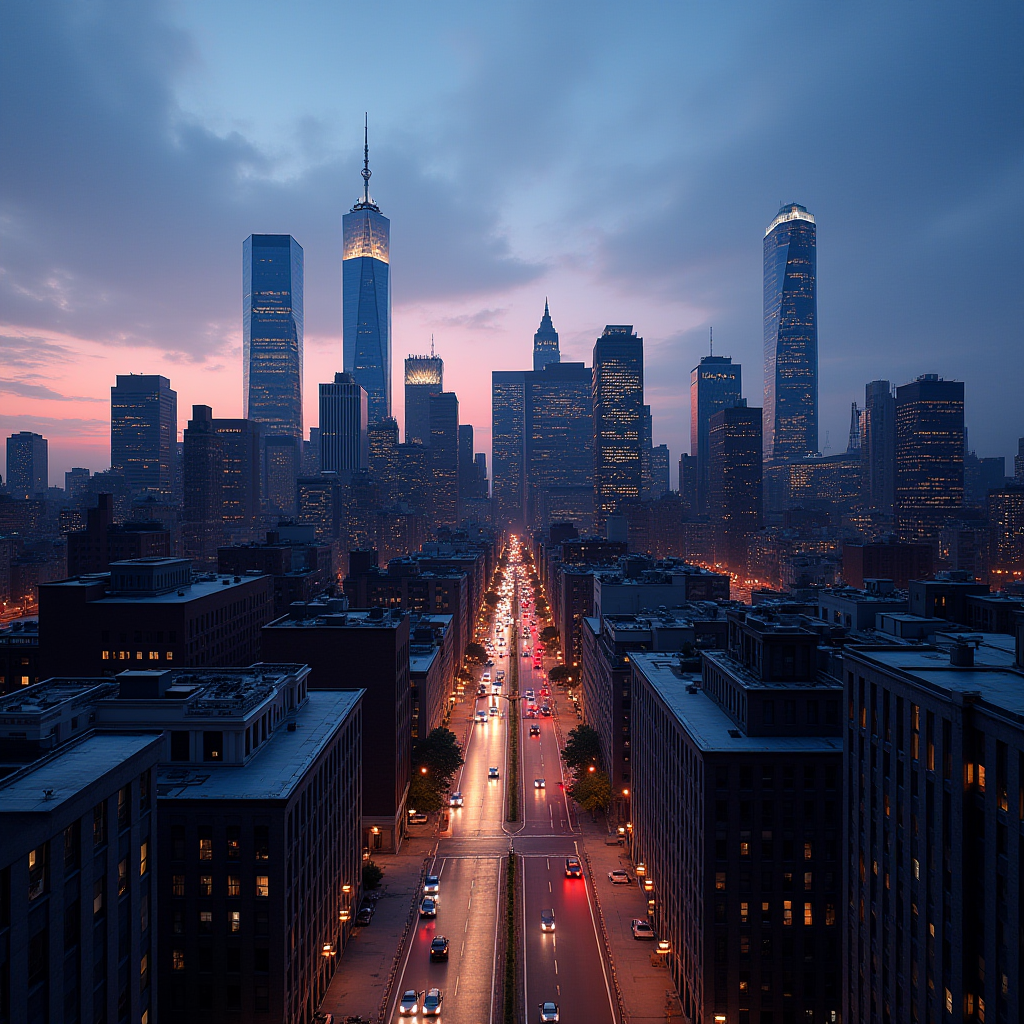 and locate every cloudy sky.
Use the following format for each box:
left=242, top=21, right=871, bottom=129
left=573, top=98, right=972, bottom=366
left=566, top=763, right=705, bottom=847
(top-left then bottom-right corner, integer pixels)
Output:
left=2, top=0, right=1022, bottom=485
